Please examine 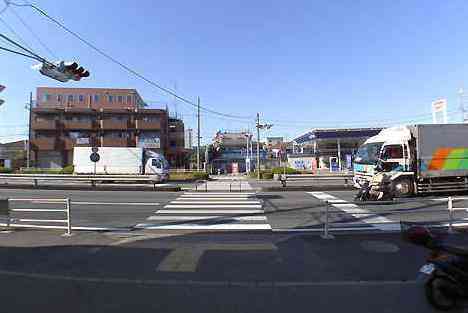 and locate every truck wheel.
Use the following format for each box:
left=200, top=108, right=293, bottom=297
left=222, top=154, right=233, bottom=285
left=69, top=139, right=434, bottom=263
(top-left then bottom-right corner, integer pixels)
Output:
left=394, top=178, right=414, bottom=197
left=425, top=276, right=457, bottom=311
